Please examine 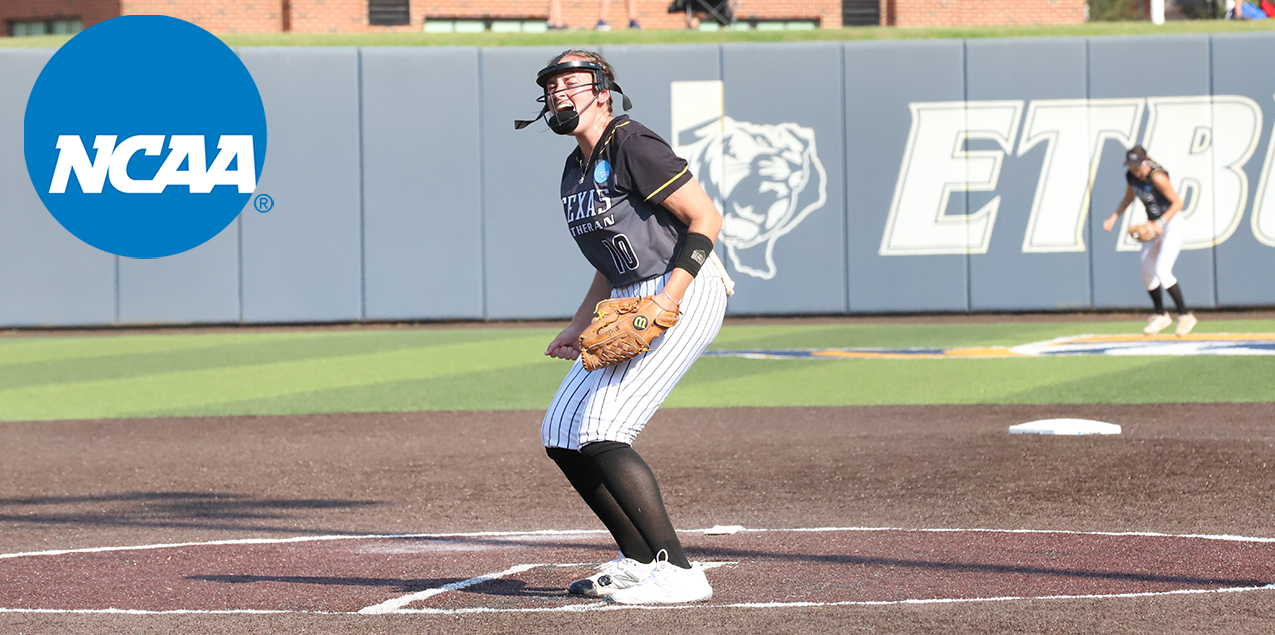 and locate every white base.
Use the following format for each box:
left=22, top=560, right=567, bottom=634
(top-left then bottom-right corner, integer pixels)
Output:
left=1009, top=418, right=1122, bottom=436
